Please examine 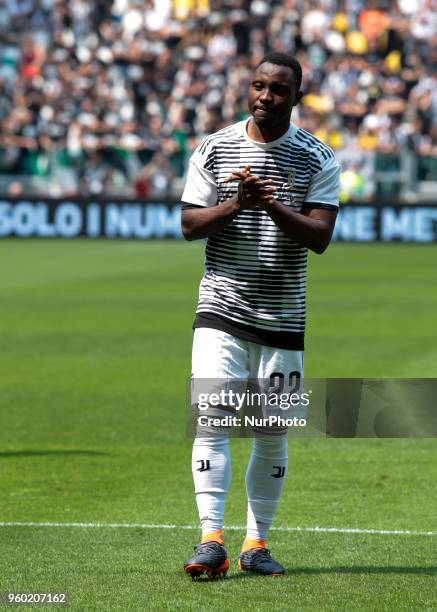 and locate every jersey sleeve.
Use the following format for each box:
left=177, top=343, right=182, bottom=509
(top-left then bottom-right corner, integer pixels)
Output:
left=181, top=139, right=218, bottom=207
left=304, top=156, right=341, bottom=208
